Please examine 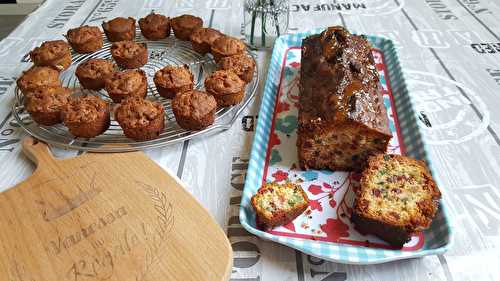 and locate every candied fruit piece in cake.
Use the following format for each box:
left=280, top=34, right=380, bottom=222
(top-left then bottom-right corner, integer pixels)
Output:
left=251, top=182, right=309, bottom=228
left=351, top=154, right=441, bottom=247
